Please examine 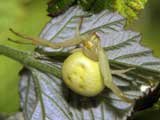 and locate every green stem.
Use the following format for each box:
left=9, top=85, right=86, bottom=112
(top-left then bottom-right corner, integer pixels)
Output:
left=0, top=44, right=61, bottom=78
left=0, top=44, right=159, bottom=80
